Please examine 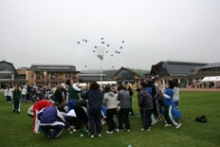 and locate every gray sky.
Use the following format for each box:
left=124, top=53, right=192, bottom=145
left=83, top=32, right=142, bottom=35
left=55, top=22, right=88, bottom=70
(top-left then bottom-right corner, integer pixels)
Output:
left=1, top=0, right=220, bottom=71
